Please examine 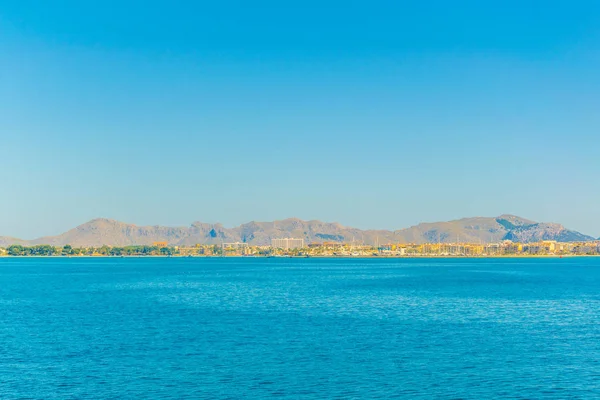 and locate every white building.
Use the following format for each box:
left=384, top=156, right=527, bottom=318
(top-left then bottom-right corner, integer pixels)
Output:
left=223, top=242, right=249, bottom=249
left=271, top=238, right=305, bottom=249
